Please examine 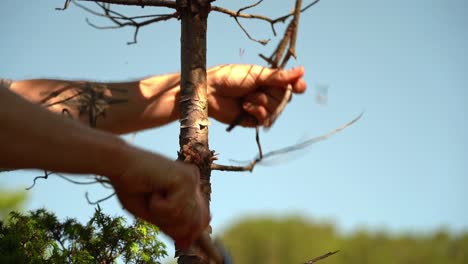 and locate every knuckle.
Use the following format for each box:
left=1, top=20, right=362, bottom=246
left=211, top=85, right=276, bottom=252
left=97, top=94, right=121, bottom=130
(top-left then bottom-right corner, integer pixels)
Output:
left=277, top=70, right=287, bottom=80
left=255, top=93, right=268, bottom=105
